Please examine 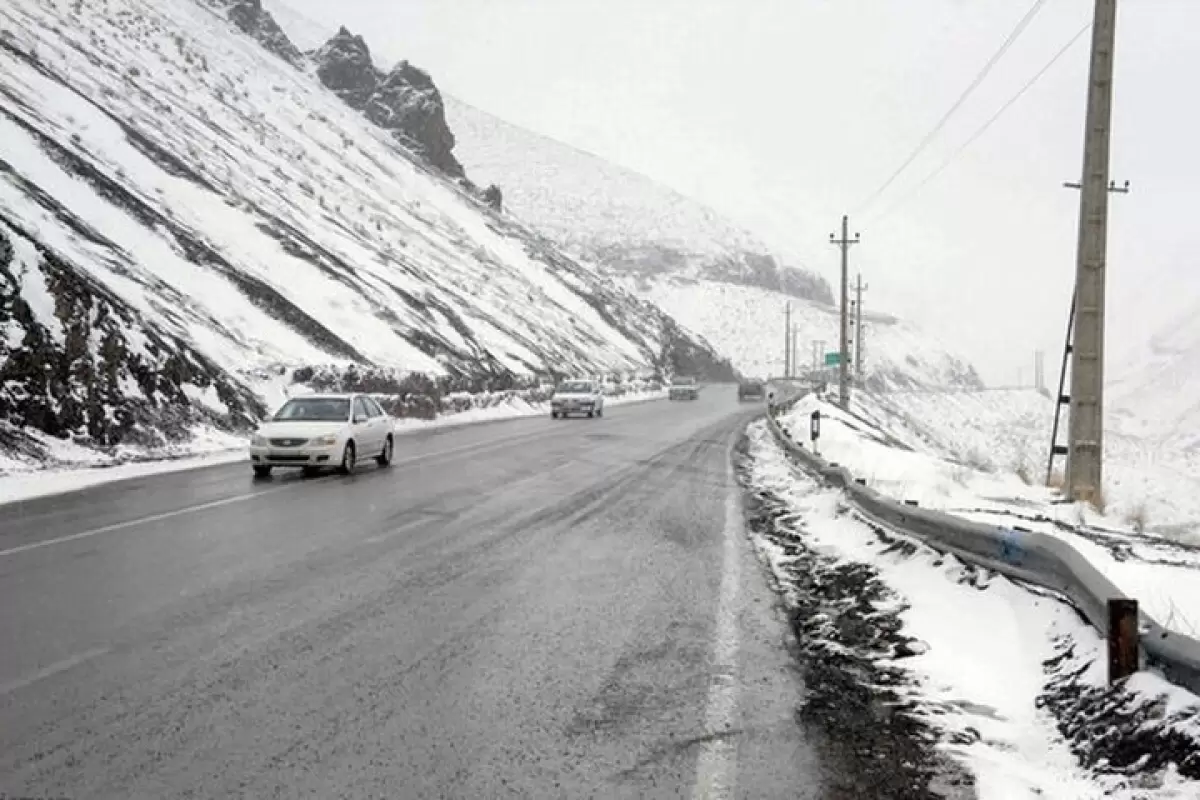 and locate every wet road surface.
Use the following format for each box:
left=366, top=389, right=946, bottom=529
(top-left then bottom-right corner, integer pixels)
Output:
left=0, top=389, right=824, bottom=799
